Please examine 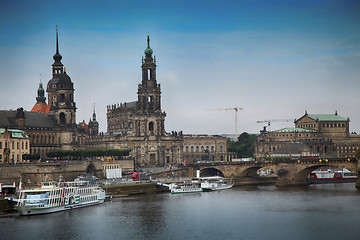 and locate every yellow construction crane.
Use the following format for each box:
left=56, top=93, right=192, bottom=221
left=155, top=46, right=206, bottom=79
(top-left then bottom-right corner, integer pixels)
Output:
left=256, top=119, right=294, bottom=132
left=208, top=107, right=243, bottom=135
